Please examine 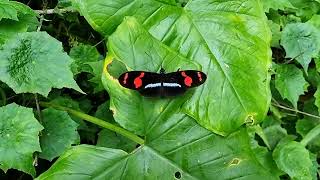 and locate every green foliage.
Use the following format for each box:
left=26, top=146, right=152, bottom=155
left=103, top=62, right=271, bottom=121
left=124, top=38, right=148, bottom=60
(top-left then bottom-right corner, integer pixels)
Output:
left=38, top=128, right=277, bottom=179
left=275, top=64, right=309, bottom=108
left=0, top=0, right=320, bottom=179
left=0, top=103, right=43, bottom=177
left=273, top=140, right=314, bottom=179
left=39, top=108, right=80, bottom=161
left=280, top=23, right=320, bottom=72
left=0, top=32, right=83, bottom=97
left=70, top=43, right=100, bottom=75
